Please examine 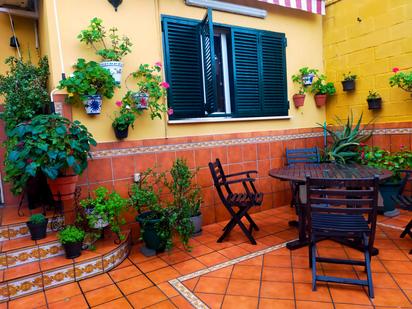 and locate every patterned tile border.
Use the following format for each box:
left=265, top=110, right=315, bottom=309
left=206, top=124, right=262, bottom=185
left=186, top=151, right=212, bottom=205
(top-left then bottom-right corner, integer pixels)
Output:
left=0, top=216, right=64, bottom=242
left=90, top=127, right=412, bottom=159
left=168, top=221, right=409, bottom=308
left=0, top=232, right=131, bottom=302
left=169, top=240, right=293, bottom=309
